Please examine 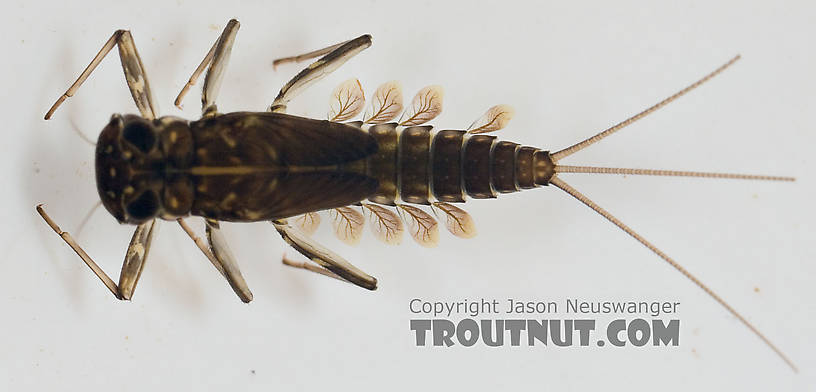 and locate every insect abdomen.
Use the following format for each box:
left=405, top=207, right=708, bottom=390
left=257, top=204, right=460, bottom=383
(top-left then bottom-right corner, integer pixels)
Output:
left=462, top=137, right=555, bottom=197
left=363, top=124, right=555, bottom=205
left=453, top=133, right=554, bottom=199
